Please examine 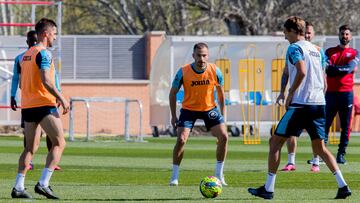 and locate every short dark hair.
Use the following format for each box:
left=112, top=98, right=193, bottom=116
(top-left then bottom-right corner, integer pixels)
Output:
left=27, top=30, right=36, bottom=38
left=305, top=21, right=313, bottom=27
left=26, top=30, right=37, bottom=47
left=339, top=24, right=352, bottom=32
left=35, top=18, right=57, bottom=35
left=193, top=42, right=208, bottom=52
left=284, top=16, right=305, bottom=36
